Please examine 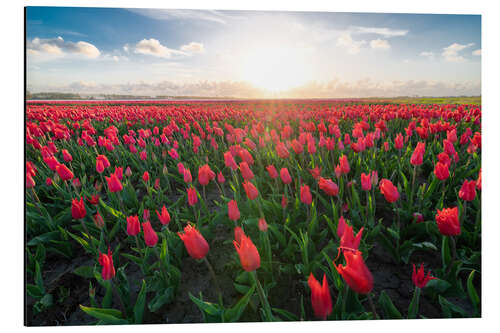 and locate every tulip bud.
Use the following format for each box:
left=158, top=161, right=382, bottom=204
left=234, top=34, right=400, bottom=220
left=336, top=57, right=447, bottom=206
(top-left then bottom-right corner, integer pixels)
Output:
left=308, top=273, right=332, bottom=320
left=258, top=218, right=268, bottom=232
left=178, top=224, right=209, bottom=260
left=98, top=249, right=115, bottom=280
